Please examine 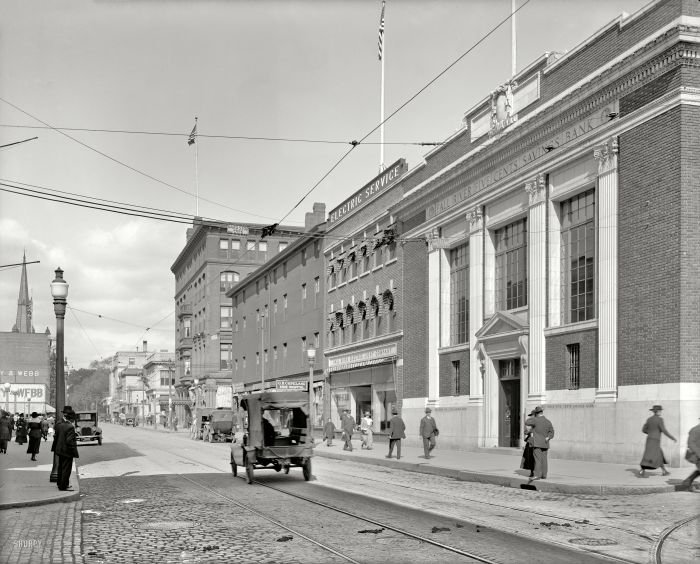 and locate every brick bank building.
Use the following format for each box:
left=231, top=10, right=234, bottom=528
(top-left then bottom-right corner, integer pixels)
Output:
left=389, top=0, right=699, bottom=465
